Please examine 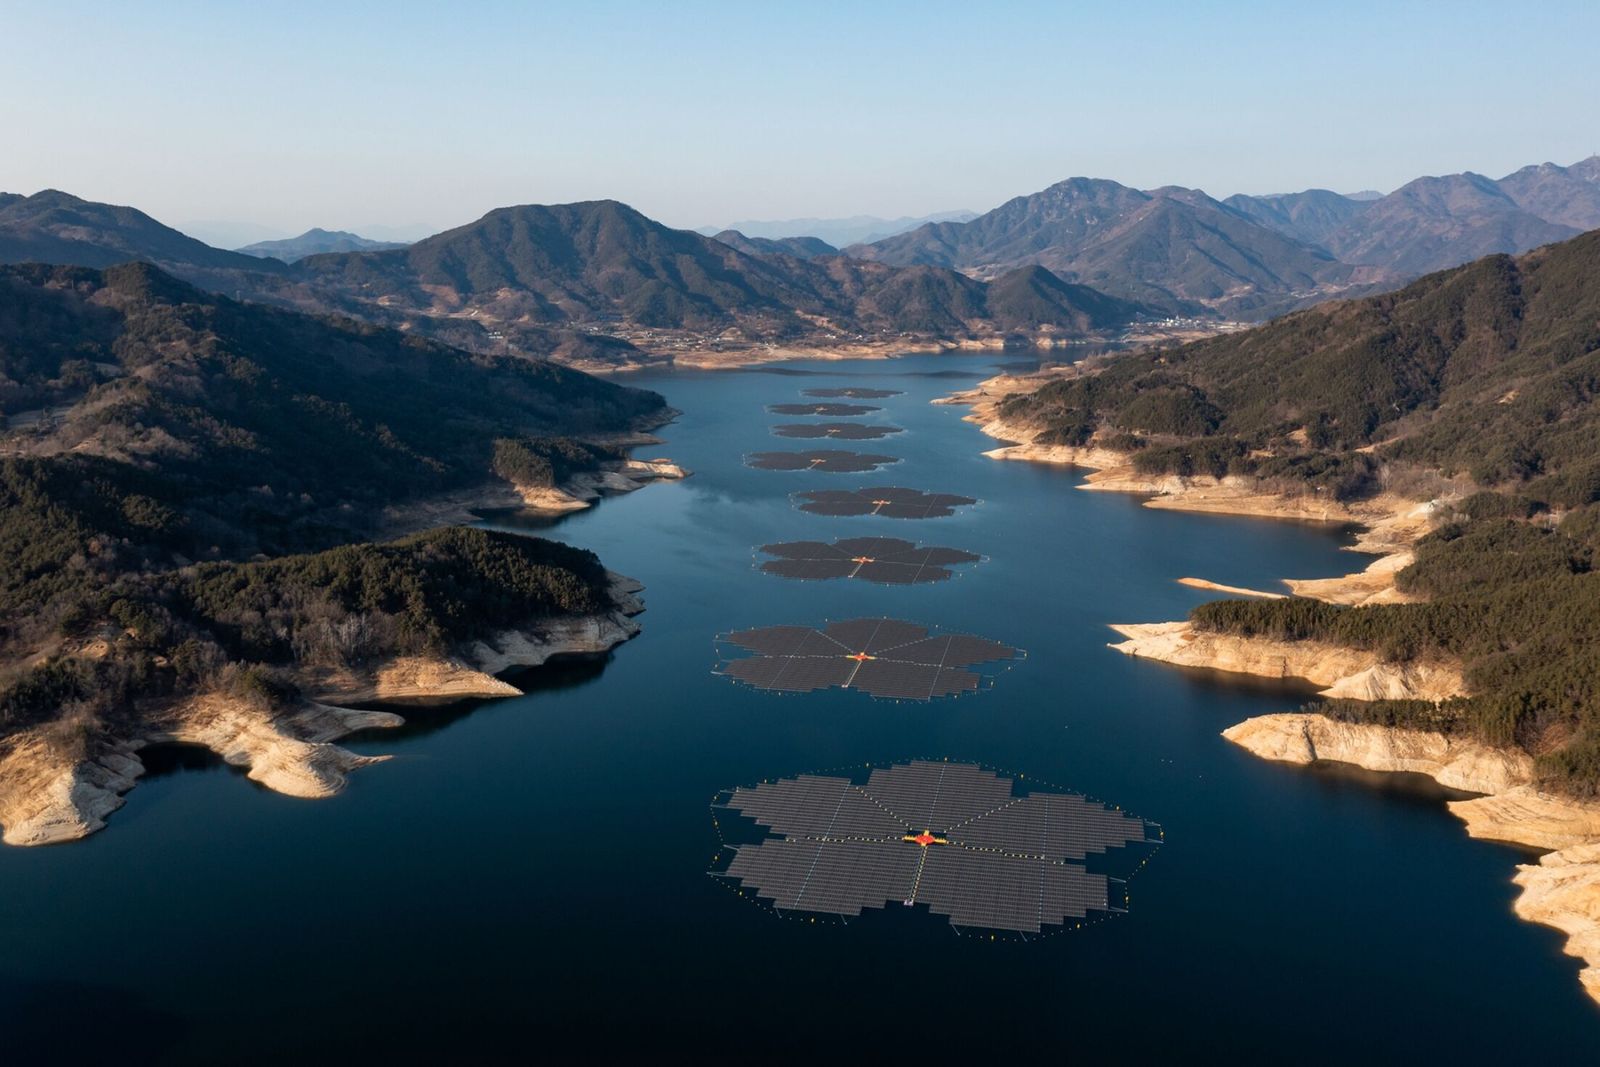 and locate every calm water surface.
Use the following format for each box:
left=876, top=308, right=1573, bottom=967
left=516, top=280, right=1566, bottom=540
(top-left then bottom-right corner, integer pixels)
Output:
left=2, top=353, right=1595, bottom=1062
